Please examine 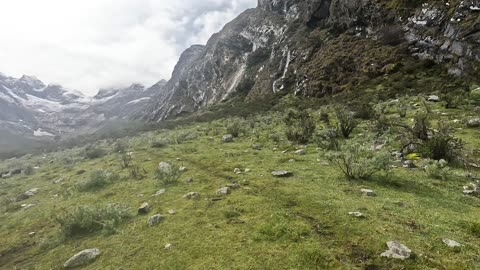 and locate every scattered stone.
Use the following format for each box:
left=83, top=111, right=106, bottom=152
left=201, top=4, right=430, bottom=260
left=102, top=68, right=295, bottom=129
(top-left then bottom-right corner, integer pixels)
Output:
left=63, top=248, right=101, bottom=268
left=138, top=202, right=150, bottom=215
left=147, top=214, right=164, bottom=226
left=183, top=192, right=200, bottom=199
left=245, top=168, right=251, bottom=173
left=442, top=238, right=462, bottom=248
left=252, top=144, right=262, bottom=150
left=427, top=95, right=440, bottom=102
left=24, top=188, right=39, bottom=197
left=168, top=210, right=176, bottom=215
left=1, top=172, right=12, bottom=179
left=152, top=189, right=166, bottom=196
left=29, top=232, right=36, bottom=237
left=380, top=241, right=411, bottom=260
left=348, top=212, right=365, bottom=218
left=272, top=171, right=292, bottom=177
left=76, top=170, right=86, bottom=175
left=360, top=189, right=376, bottom=197
left=466, top=118, right=480, bottom=128
left=21, top=204, right=35, bottom=209
left=216, top=187, right=230, bottom=195
left=234, top=168, right=242, bottom=174
left=165, top=243, right=173, bottom=250
left=295, top=149, right=306, bottom=155
left=403, top=160, right=417, bottom=168
left=288, top=159, right=296, bottom=163
left=179, top=166, right=188, bottom=172
left=185, top=177, right=193, bottom=183
left=281, top=150, right=288, bottom=154
left=222, top=134, right=234, bottom=143
left=53, top=178, right=64, bottom=184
